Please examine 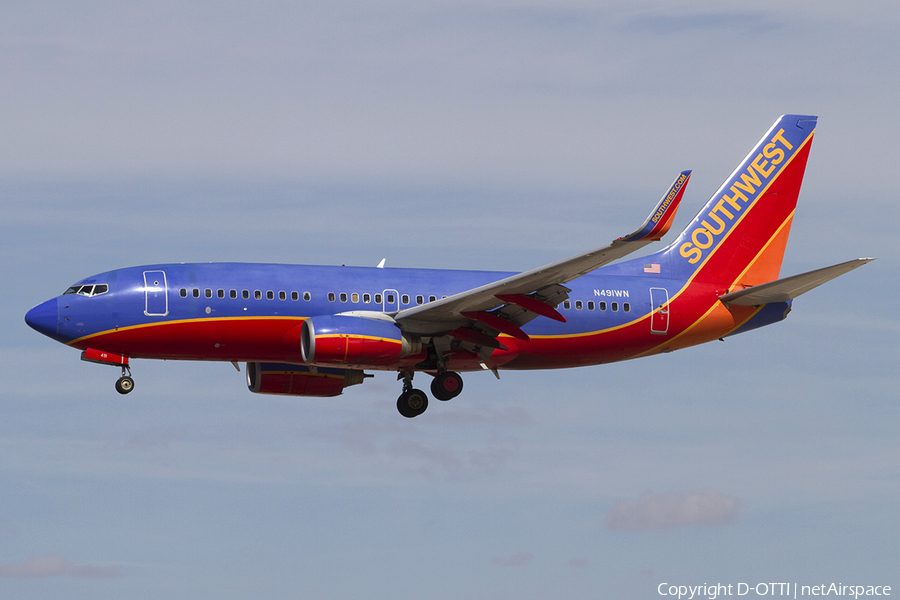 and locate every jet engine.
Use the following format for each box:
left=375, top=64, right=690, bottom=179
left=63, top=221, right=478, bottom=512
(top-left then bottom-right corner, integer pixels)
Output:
left=300, top=314, right=421, bottom=367
left=246, top=362, right=366, bottom=397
